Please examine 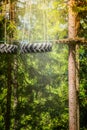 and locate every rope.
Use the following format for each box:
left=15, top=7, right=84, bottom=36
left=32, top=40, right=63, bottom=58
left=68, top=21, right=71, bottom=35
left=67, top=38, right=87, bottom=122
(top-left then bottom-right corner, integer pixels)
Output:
left=28, top=0, right=32, bottom=42
left=43, top=0, right=46, bottom=41
left=4, top=0, right=7, bottom=44
left=21, top=1, right=27, bottom=42
left=43, top=0, right=48, bottom=42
